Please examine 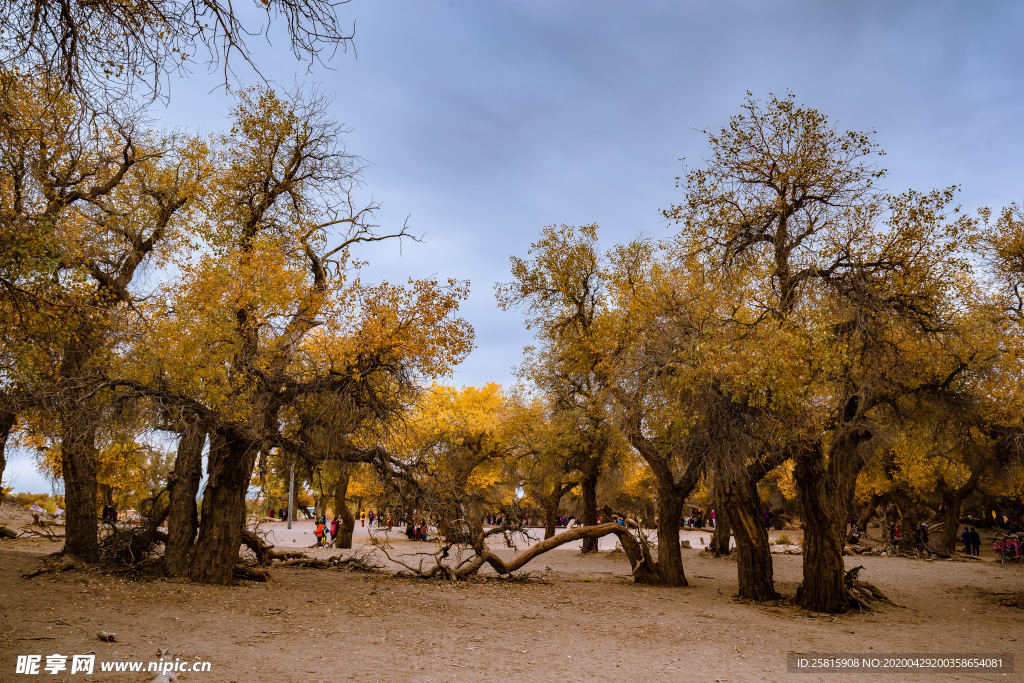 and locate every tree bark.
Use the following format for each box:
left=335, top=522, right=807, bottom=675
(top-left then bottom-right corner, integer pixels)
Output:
left=729, top=477, right=777, bottom=600
left=60, top=400, right=100, bottom=562
left=709, top=495, right=731, bottom=556
left=543, top=481, right=576, bottom=540
left=163, top=420, right=205, bottom=577
left=939, top=491, right=964, bottom=553
left=794, top=456, right=847, bottom=613
left=189, top=430, right=259, bottom=584
left=333, top=470, right=354, bottom=549
left=0, top=409, right=17, bottom=511
left=793, top=432, right=867, bottom=613
left=654, top=490, right=687, bottom=586
left=856, top=493, right=883, bottom=536
left=580, top=463, right=599, bottom=552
